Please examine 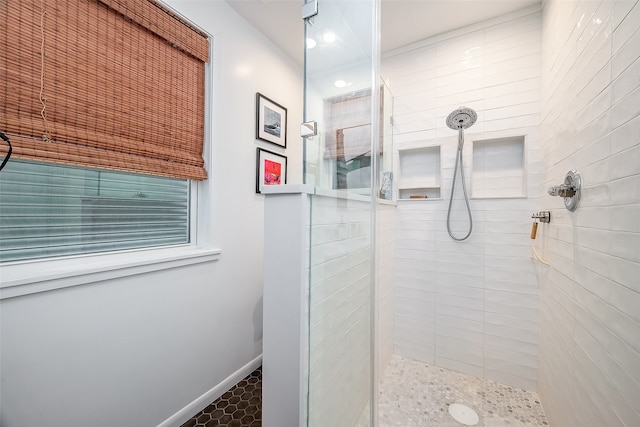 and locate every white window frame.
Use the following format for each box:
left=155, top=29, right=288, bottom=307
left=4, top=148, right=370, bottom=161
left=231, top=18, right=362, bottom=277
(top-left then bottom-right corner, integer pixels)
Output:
left=0, top=18, right=219, bottom=300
